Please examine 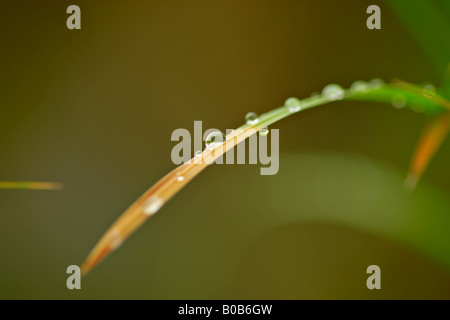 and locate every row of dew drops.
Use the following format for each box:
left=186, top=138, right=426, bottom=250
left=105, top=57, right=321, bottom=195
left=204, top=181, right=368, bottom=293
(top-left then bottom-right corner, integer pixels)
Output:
left=205, top=79, right=437, bottom=151
left=142, top=79, right=437, bottom=216
left=248, top=78, right=437, bottom=128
